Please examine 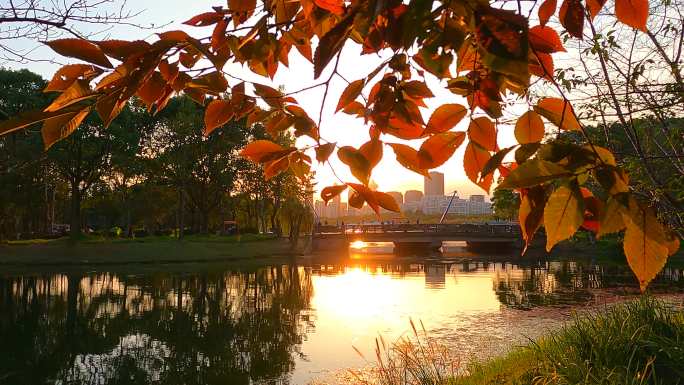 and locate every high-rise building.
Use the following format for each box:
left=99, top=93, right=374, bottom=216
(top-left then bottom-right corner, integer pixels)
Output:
left=424, top=171, right=445, bottom=196
left=404, top=190, right=423, bottom=202
left=470, top=194, right=485, bottom=202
